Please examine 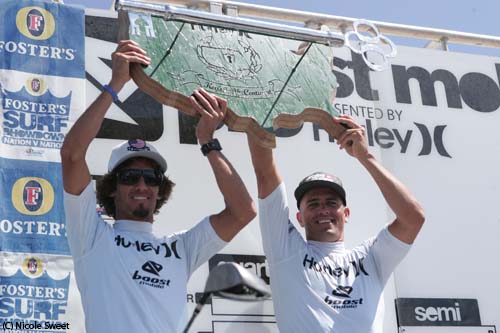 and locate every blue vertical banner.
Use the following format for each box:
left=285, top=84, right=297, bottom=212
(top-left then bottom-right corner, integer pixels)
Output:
left=0, top=0, right=84, bottom=76
left=0, top=254, right=72, bottom=332
left=0, top=0, right=85, bottom=331
left=0, top=0, right=85, bottom=162
left=0, top=157, right=68, bottom=255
